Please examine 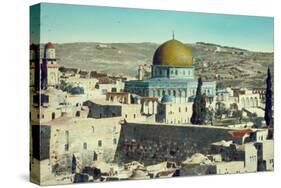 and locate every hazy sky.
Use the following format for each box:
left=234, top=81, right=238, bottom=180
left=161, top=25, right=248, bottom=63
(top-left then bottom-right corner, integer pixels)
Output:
left=30, top=3, right=274, bottom=52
